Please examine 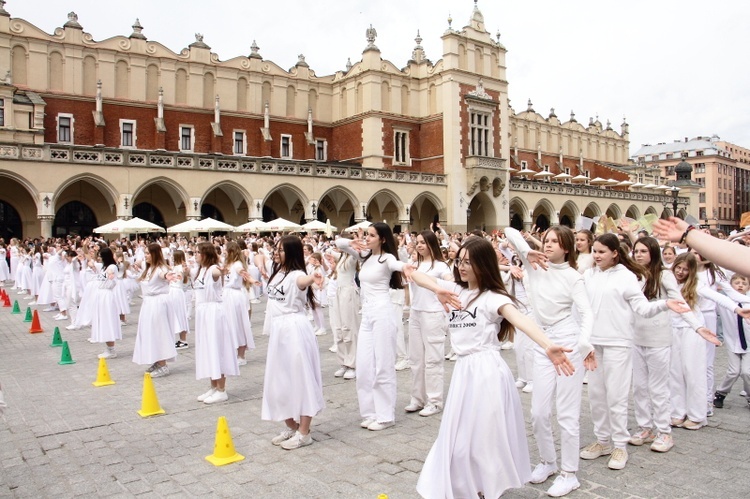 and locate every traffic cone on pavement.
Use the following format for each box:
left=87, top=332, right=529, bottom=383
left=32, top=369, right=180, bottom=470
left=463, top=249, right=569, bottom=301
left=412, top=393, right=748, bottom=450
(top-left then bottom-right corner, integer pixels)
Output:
left=58, top=341, right=76, bottom=365
left=137, top=373, right=165, bottom=417
left=50, top=327, right=63, bottom=347
left=23, top=307, right=32, bottom=322
left=29, top=310, right=44, bottom=333
left=11, top=300, right=20, bottom=314
left=92, top=358, right=116, bottom=387
left=205, top=416, right=245, bottom=466
left=2, top=295, right=9, bottom=307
